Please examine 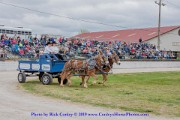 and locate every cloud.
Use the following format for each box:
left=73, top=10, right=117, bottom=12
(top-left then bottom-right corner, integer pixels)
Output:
left=0, top=0, right=179, bottom=37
